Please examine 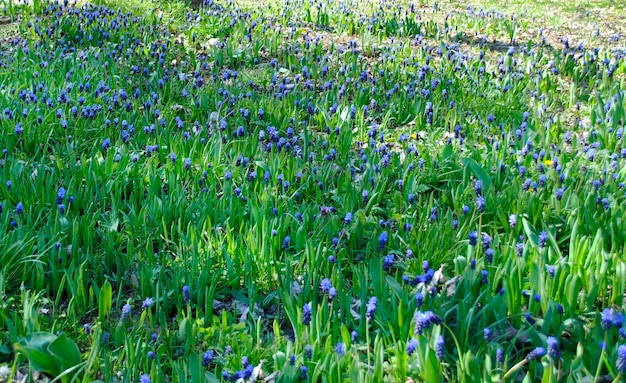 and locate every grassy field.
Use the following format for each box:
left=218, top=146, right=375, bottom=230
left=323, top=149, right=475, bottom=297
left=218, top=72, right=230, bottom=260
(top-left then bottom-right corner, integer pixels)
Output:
left=0, top=0, right=625, bottom=381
